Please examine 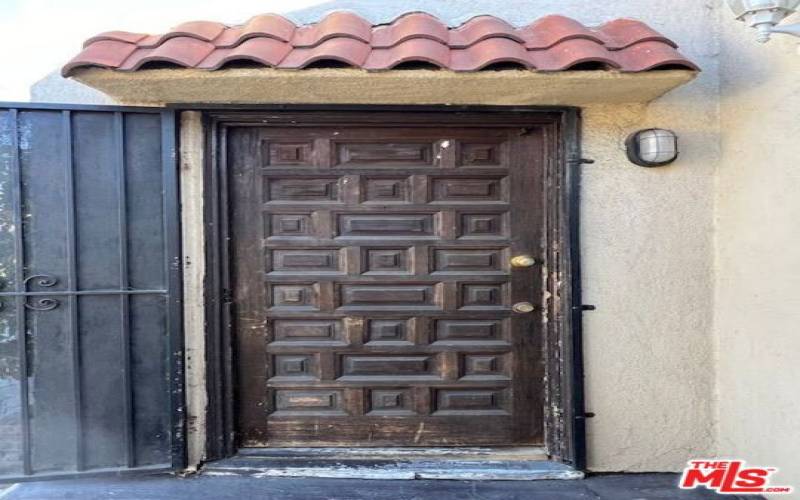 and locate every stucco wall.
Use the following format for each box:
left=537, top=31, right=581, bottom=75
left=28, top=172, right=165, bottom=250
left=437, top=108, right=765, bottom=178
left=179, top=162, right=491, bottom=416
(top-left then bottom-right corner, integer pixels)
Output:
left=716, top=16, right=800, bottom=489
left=31, top=71, right=114, bottom=105
left=29, top=0, right=728, bottom=474
left=581, top=101, right=717, bottom=471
